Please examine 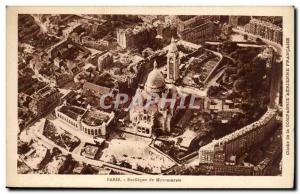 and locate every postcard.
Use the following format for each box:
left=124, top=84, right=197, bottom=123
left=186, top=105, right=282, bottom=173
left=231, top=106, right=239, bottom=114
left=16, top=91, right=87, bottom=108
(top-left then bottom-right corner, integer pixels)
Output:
left=6, top=6, right=294, bottom=188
